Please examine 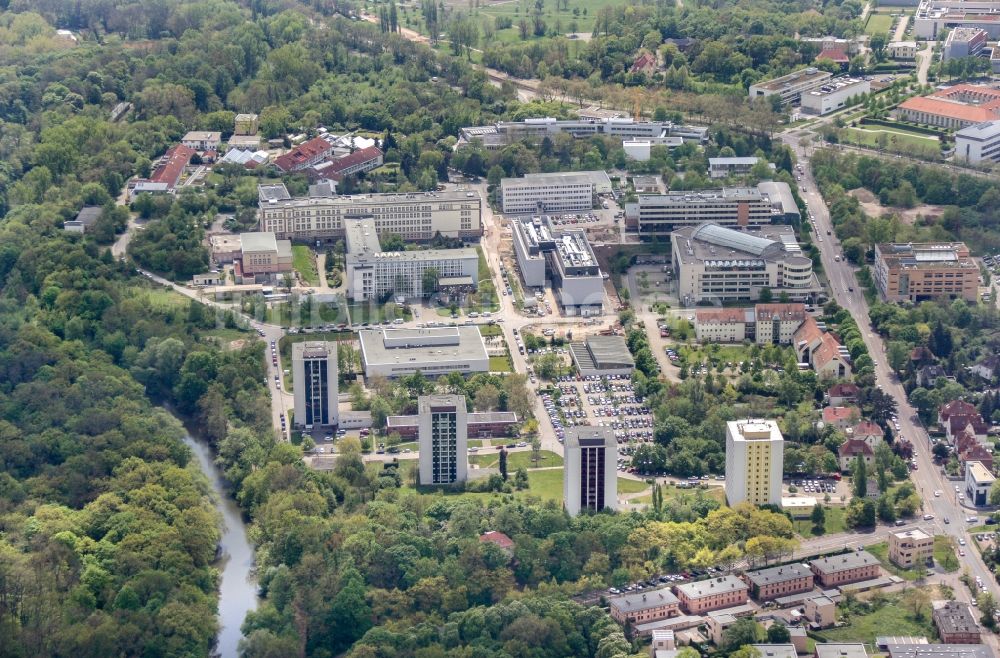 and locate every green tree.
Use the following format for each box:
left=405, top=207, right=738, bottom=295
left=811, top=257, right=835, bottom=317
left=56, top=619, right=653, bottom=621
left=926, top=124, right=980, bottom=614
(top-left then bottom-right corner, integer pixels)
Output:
left=722, top=617, right=764, bottom=651
left=499, top=448, right=509, bottom=481
left=767, top=624, right=791, bottom=643
left=811, top=503, right=826, bottom=532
